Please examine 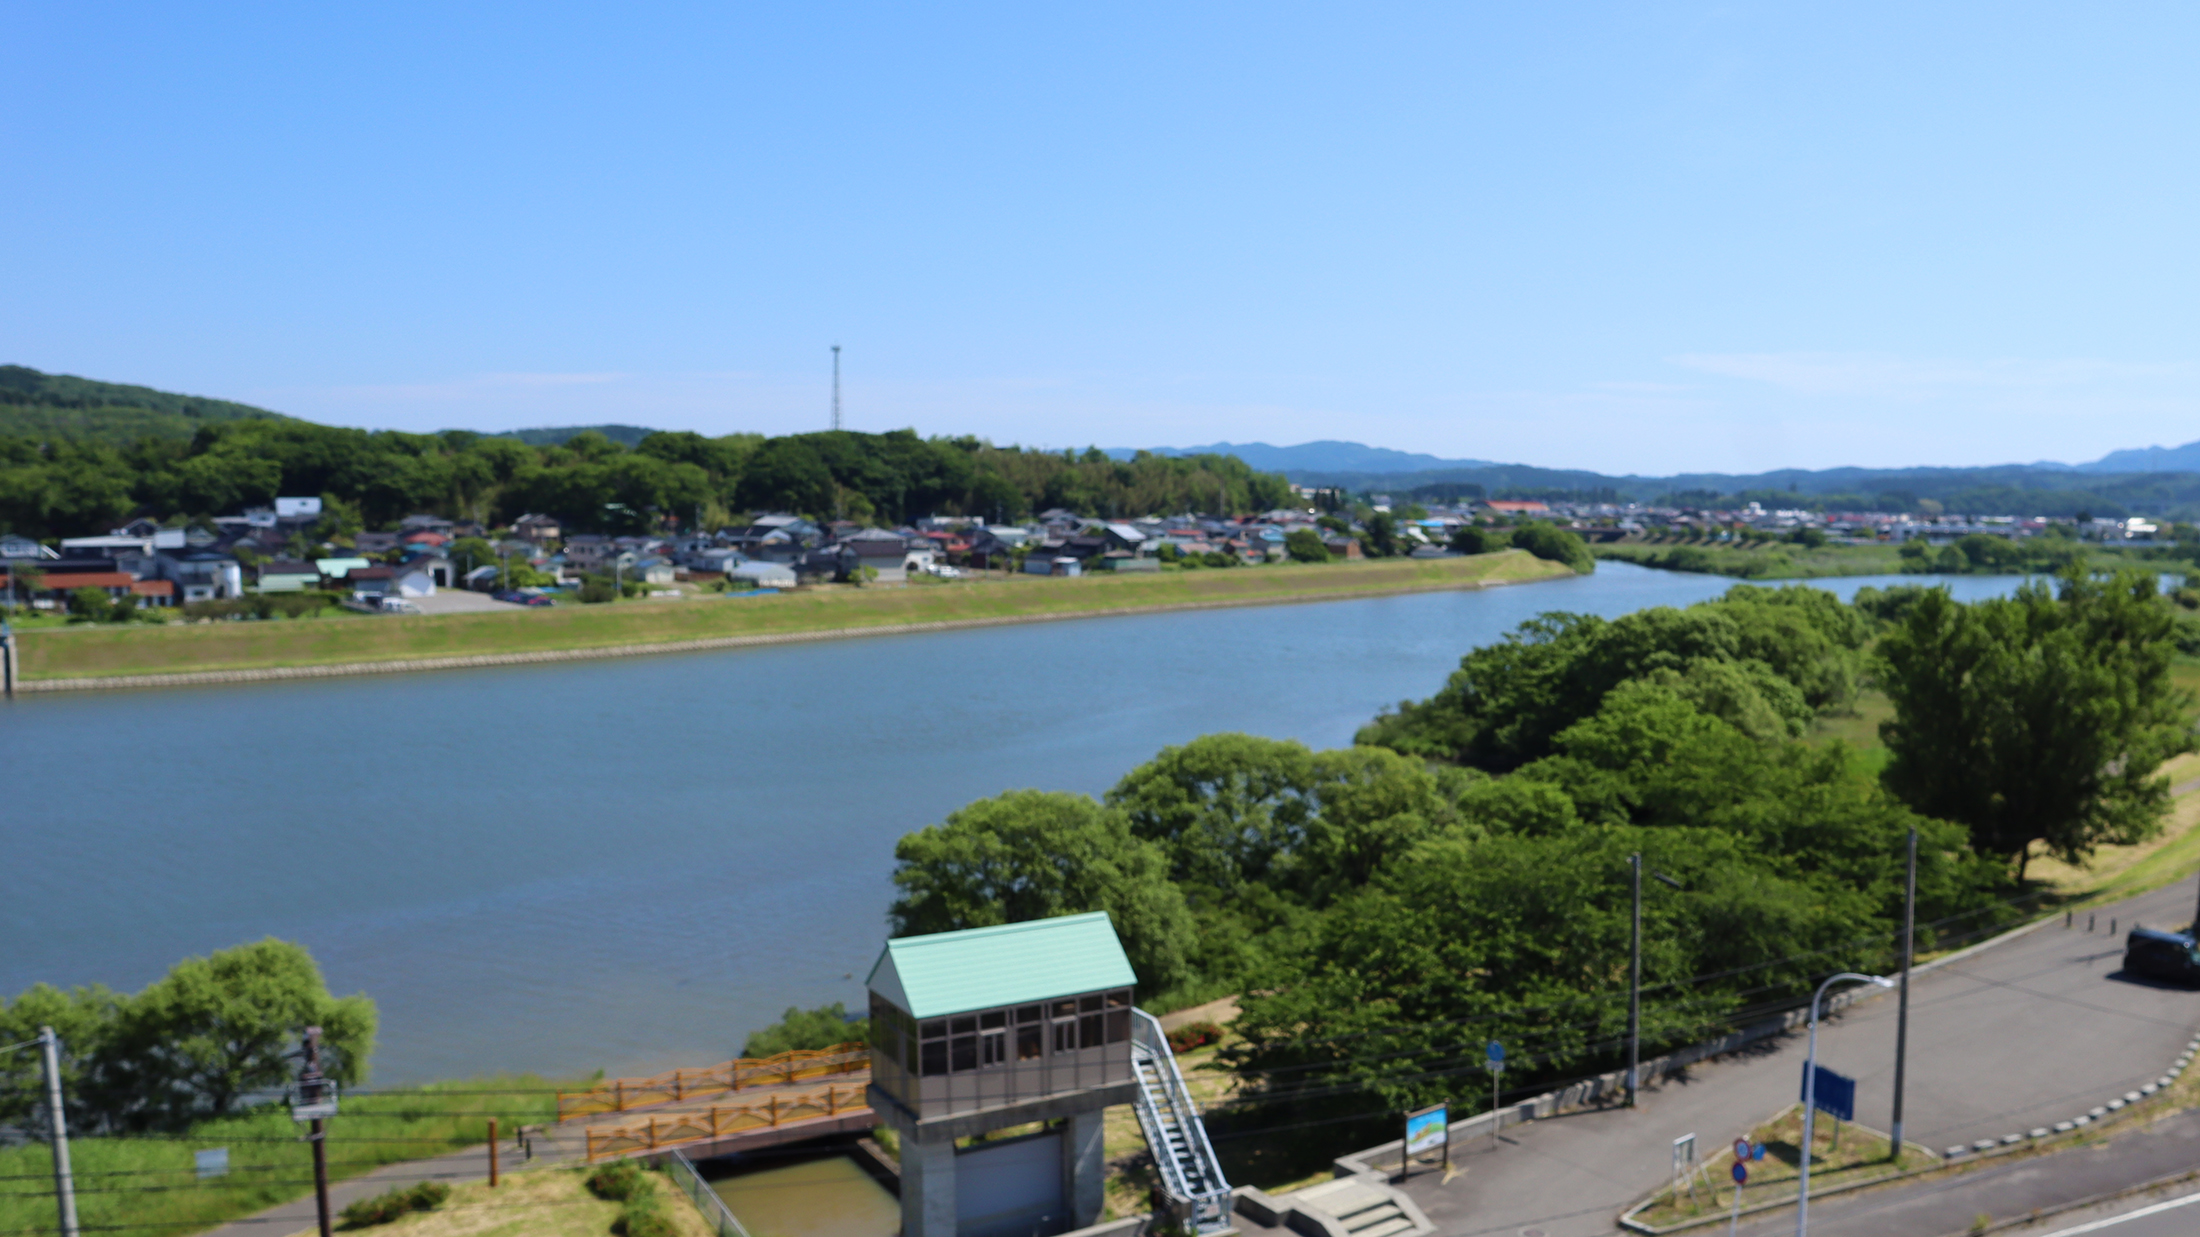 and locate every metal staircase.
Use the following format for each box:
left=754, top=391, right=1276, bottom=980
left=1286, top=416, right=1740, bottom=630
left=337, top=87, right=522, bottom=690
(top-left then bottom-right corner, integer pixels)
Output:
left=1129, top=1009, right=1234, bottom=1234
